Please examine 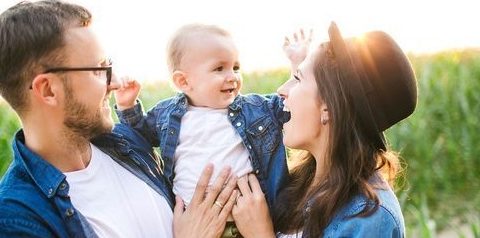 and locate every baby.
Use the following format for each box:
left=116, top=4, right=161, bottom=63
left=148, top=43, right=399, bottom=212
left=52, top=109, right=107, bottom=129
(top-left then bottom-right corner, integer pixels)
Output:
left=115, top=24, right=308, bottom=208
